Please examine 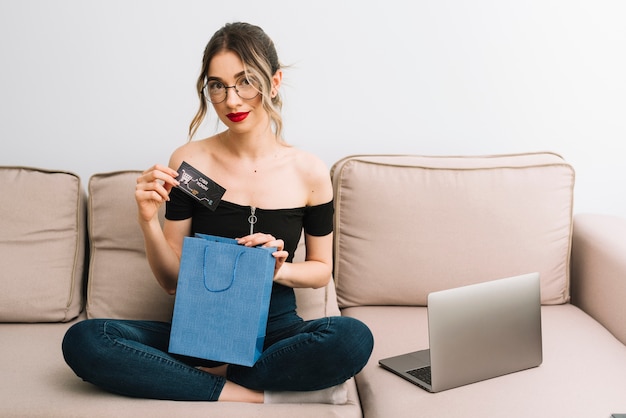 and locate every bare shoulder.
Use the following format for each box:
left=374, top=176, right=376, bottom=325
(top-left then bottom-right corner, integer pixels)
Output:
left=292, top=148, right=328, bottom=174
left=167, top=138, right=215, bottom=171
left=291, top=148, right=333, bottom=205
